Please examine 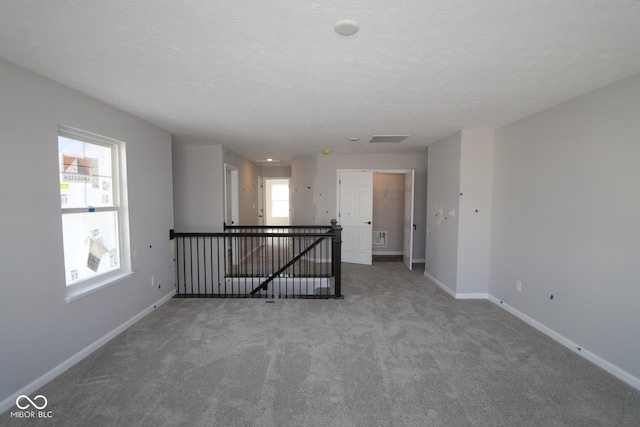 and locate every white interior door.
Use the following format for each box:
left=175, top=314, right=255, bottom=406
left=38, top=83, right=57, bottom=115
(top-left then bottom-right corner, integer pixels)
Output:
left=403, top=170, right=415, bottom=270
left=224, top=165, right=239, bottom=226
left=339, top=170, right=373, bottom=265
